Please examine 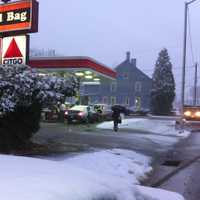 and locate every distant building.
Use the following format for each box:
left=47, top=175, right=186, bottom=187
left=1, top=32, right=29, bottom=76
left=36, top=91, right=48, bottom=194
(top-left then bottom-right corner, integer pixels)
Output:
left=82, top=52, right=152, bottom=110
left=30, top=48, right=57, bottom=57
